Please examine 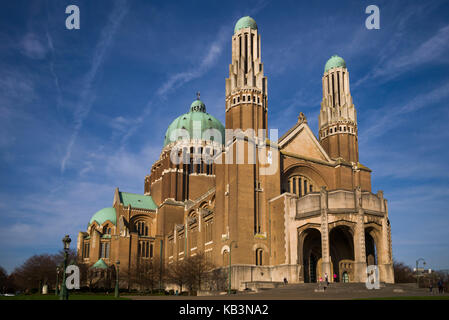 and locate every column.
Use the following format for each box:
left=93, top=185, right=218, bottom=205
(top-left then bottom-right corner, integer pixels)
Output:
left=353, top=187, right=367, bottom=282
left=320, top=187, right=331, bottom=280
